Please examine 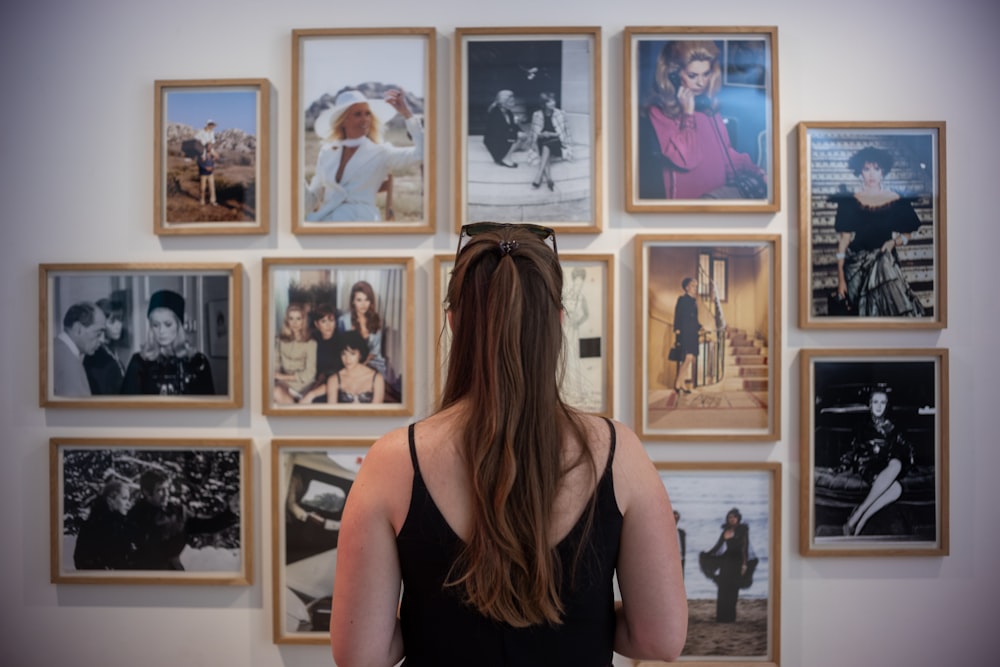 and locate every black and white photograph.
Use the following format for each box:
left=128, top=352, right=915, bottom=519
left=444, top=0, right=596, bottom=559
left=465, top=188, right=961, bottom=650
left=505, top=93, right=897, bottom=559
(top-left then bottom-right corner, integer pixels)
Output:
left=798, top=121, right=946, bottom=329
left=656, top=462, right=780, bottom=665
left=455, top=27, right=602, bottom=232
left=292, top=28, right=435, bottom=235
left=39, top=263, right=243, bottom=408
left=800, top=349, right=949, bottom=557
left=271, top=439, right=371, bottom=644
left=50, top=438, right=252, bottom=585
left=263, top=257, right=413, bottom=416
left=625, top=27, right=779, bottom=213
